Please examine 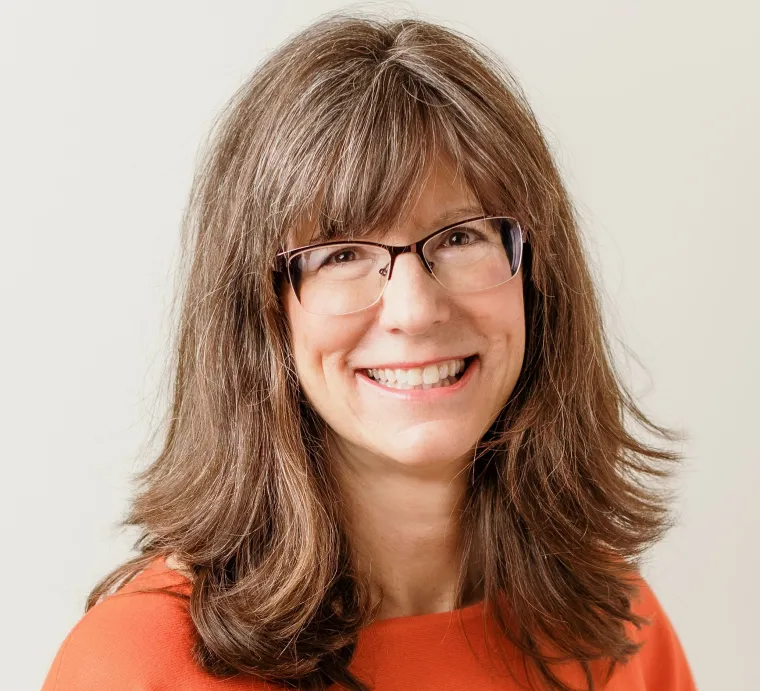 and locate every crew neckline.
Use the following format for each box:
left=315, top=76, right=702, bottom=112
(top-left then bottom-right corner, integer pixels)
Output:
left=364, top=597, right=485, bottom=629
